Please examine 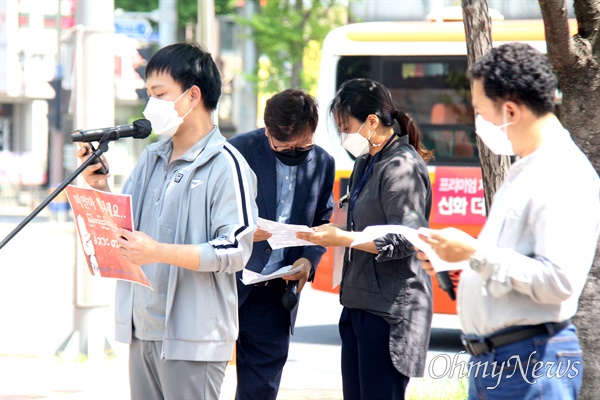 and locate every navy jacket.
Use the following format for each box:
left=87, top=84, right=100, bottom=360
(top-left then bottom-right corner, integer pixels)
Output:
left=228, top=128, right=335, bottom=308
